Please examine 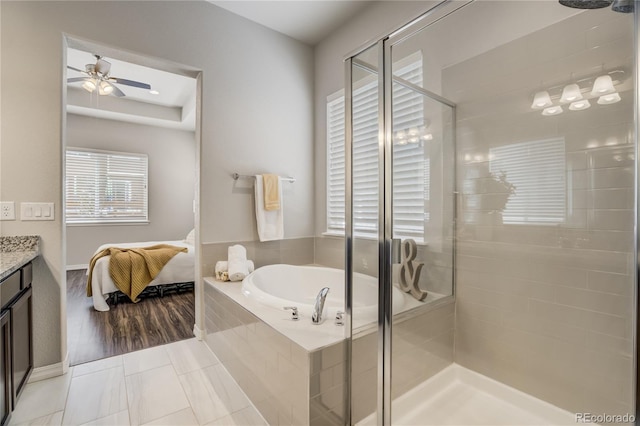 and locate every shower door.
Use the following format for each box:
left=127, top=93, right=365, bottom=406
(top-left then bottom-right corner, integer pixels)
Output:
left=346, top=3, right=460, bottom=424
left=347, top=0, right=637, bottom=425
